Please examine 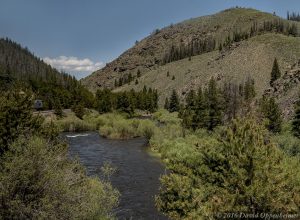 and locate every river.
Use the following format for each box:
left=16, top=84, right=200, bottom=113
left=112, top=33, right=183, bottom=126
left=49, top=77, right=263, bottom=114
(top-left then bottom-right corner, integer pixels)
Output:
left=65, top=131, right=168, bottom=220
